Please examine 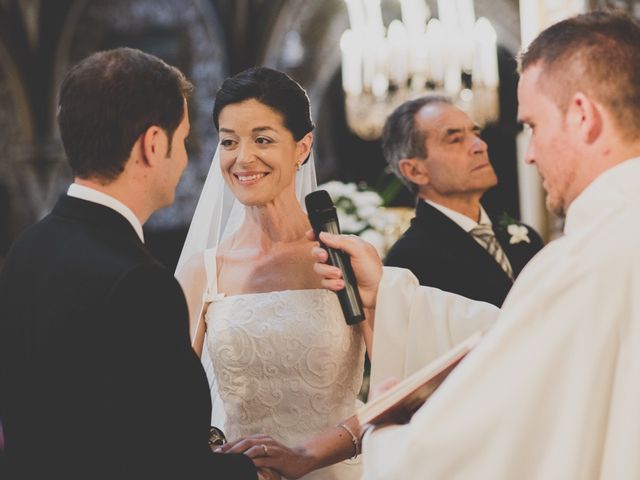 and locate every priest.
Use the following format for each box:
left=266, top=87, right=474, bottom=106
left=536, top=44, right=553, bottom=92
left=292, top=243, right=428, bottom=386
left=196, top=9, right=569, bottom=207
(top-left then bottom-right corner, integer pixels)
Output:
left=312, top=10, right=640, bottom=479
